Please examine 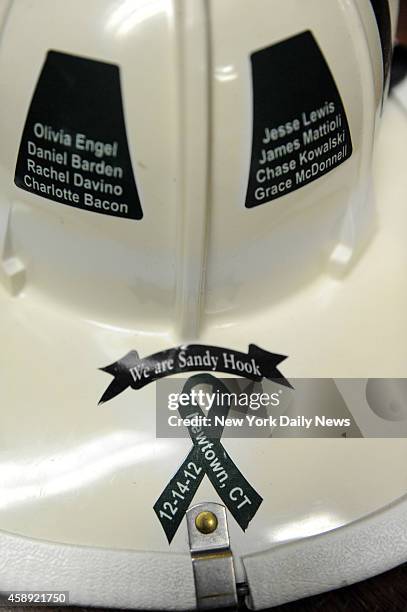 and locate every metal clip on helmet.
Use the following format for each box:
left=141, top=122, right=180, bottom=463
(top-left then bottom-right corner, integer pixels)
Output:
left=0, top=1, right=406, bottom=610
